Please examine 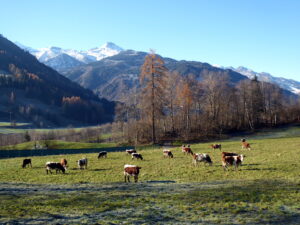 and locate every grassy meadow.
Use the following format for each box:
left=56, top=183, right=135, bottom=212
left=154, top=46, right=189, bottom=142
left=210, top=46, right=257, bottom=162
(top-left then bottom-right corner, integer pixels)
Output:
left=1, top=136, right=300, bottom=224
